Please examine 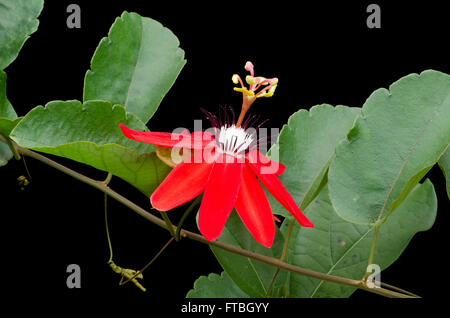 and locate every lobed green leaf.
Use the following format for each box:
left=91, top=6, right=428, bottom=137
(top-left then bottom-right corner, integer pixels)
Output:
left=285, top=181, right=436, bottom=297
left=329, top=70, right=450, bottom=224
left=10, top=100, right=171, bottom=195
left=0, top=0, right=43, bottom=69
left=83, top=11, right=186, bottom=124
left=268, top=104, right=360, bottom=217
left=186, top=271, right=249, bottom=298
